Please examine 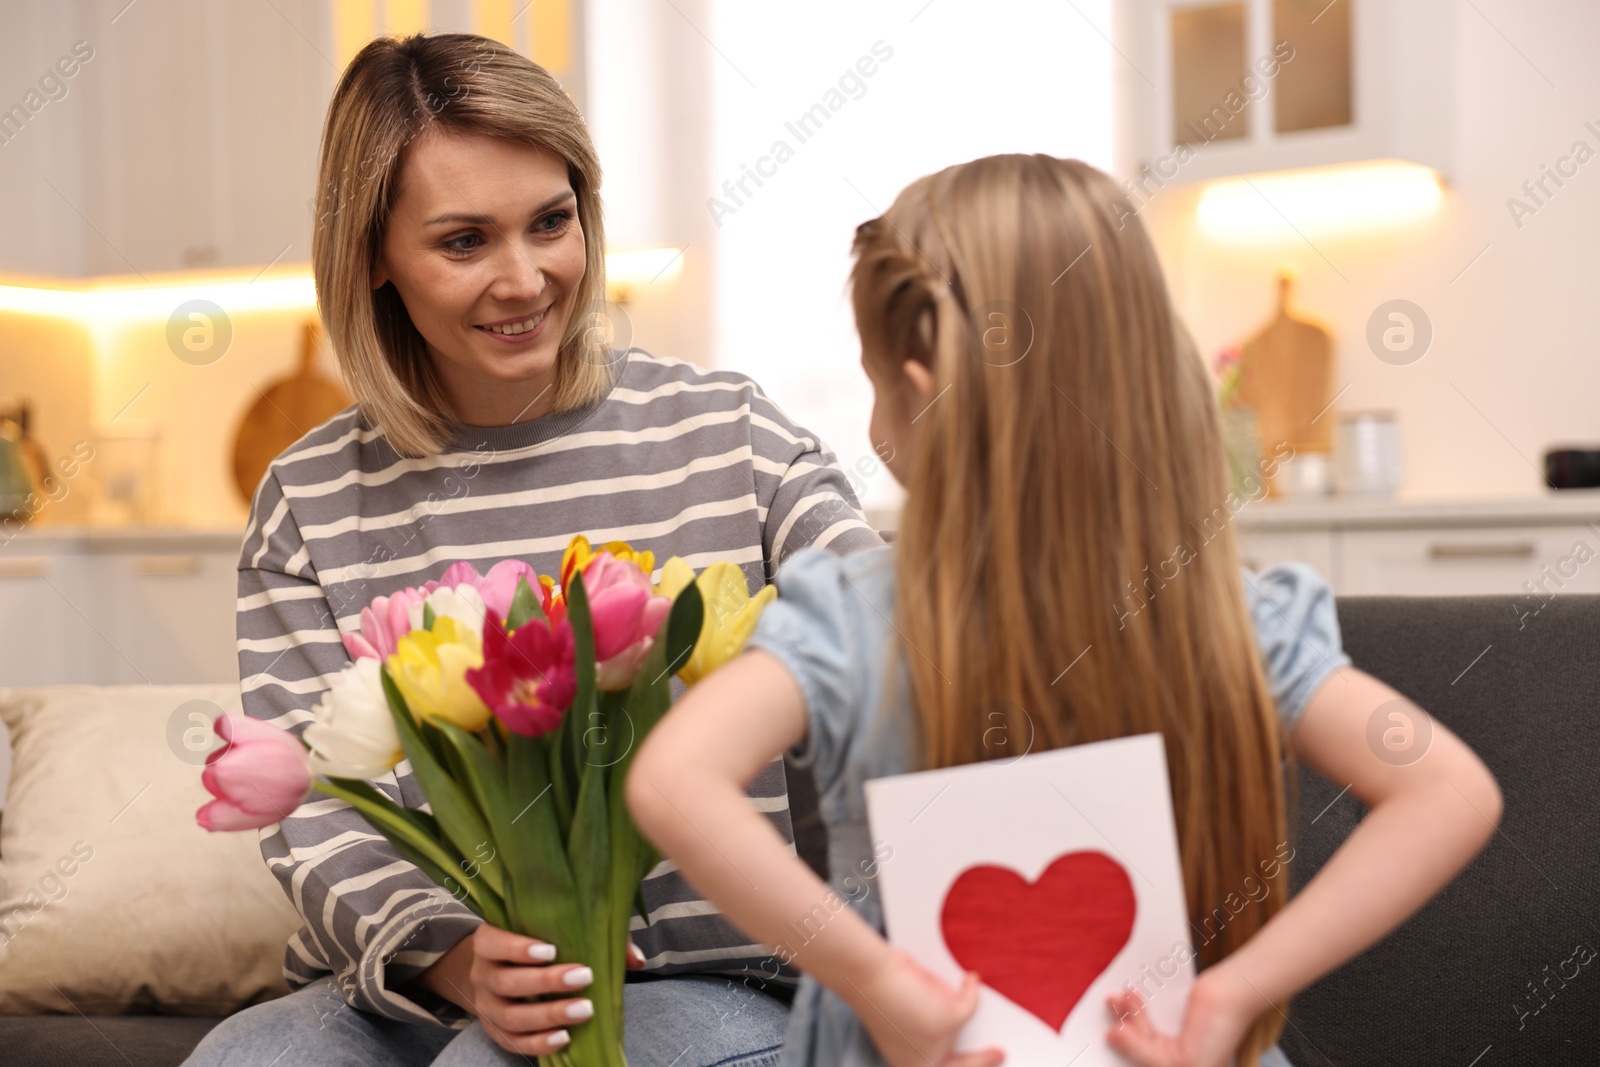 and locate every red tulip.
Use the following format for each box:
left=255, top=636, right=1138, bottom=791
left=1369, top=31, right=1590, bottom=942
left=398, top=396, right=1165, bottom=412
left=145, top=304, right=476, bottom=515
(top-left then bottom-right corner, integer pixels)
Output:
left=541, top=575, right=566, bottom=627
left=467, top=607, right=577, bottom=737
